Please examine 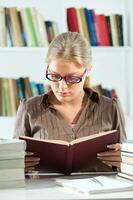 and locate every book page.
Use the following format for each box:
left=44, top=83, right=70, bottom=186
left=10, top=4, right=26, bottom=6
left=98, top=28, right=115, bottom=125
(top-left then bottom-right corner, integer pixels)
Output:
left=20, top=136, right=69, bottom=146
left=70, top=129, right=117, bottom=145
